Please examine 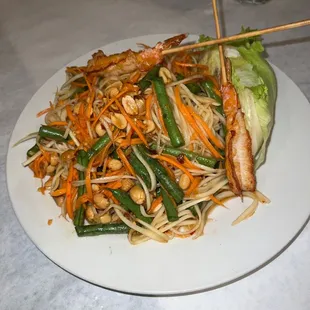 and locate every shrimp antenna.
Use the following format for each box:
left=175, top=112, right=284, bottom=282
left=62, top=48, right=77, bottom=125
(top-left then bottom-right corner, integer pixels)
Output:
left=211, top=0, right=227, bottom=86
